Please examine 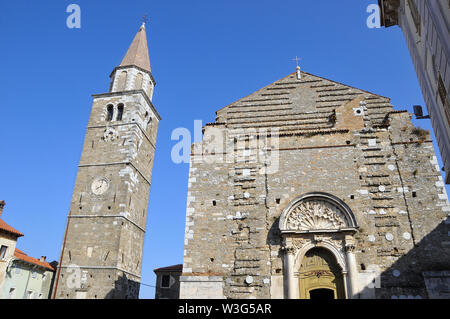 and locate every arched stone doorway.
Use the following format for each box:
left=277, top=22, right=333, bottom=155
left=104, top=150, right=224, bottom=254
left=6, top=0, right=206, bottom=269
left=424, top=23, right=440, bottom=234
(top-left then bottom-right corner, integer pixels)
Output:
left=278, top=192, right=359, bottom=299
left=299, top=247, right=345, bottom=299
